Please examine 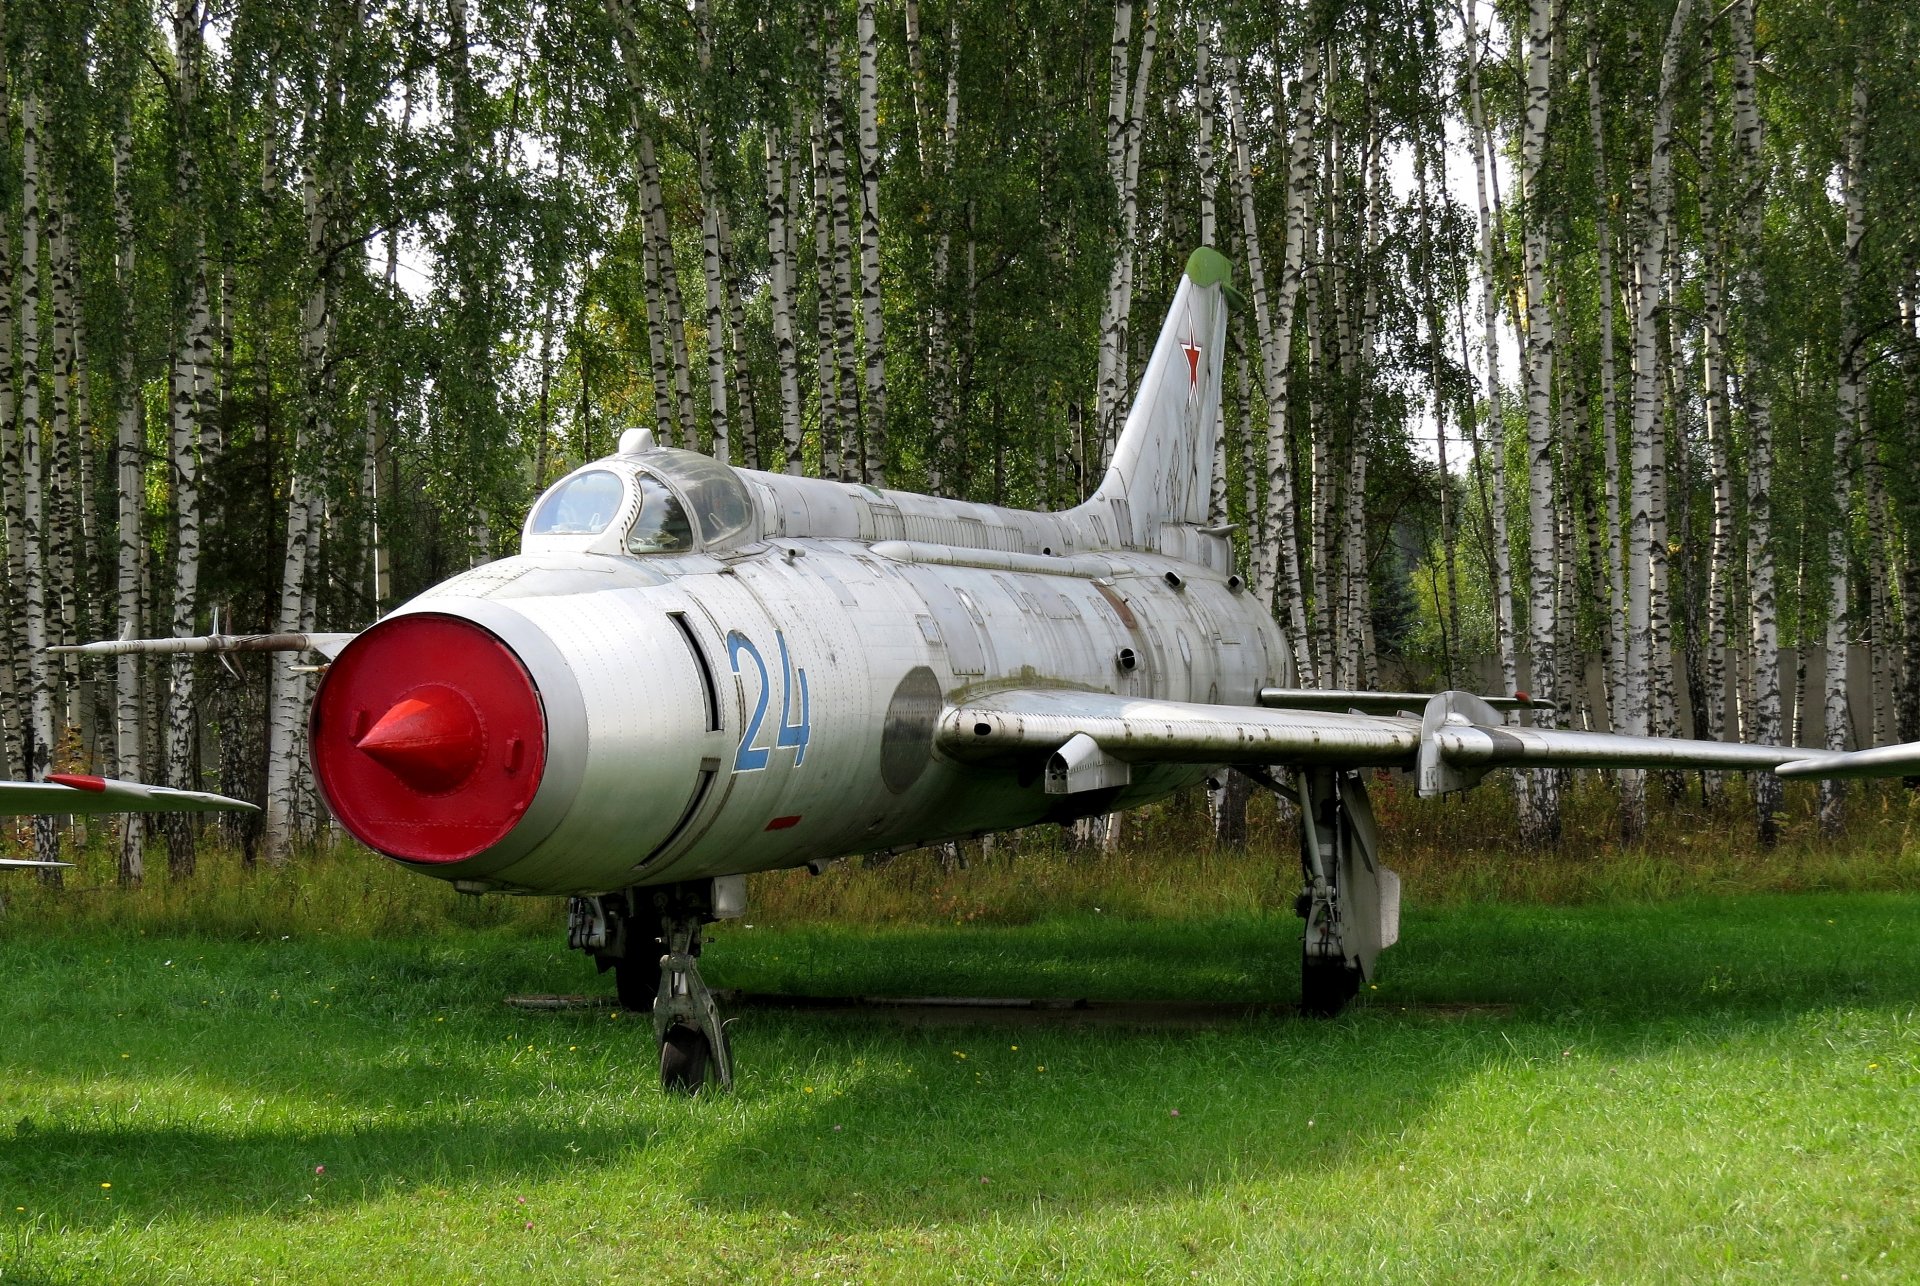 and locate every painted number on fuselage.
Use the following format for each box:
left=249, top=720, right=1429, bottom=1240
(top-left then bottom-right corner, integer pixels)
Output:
left=727, top=630, right=810, bottom=772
